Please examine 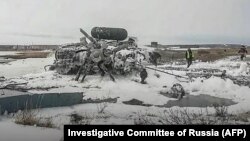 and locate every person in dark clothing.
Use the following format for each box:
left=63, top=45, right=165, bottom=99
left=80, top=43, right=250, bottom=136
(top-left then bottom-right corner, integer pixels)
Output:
left=185, top=48, right=194, bottom=68
left=221, top=70, right=227, bottom=80
left=149, top=52, right=161, bottom=66
left=140, top=68, right=148, bottom=84
left=238, top=46, right=248, bottom=61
